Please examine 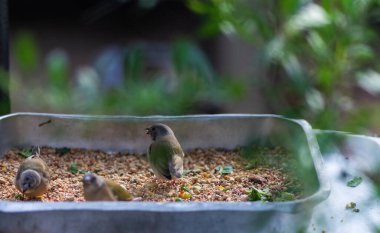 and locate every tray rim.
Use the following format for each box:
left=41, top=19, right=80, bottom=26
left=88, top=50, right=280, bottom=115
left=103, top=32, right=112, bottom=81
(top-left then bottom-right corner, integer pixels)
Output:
left=0, top=112, right=331, bottom=213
